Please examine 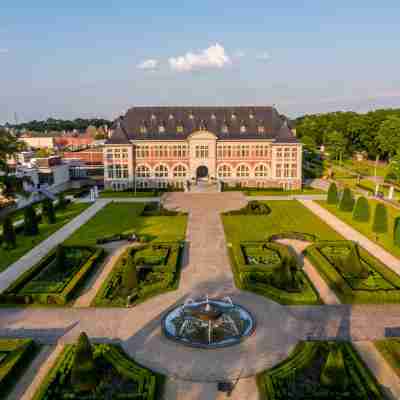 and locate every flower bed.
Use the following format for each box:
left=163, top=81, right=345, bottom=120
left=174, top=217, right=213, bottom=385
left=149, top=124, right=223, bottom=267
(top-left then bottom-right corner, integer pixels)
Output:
left=228, top=241, right=320, bottom=305
left=0, top=246, right=105, bottom=305
left=33, top=344, right=163, bottom=400
left=305, top=240, right=400, bottom=303
left=257, top=341, right=386, bottom=399
left=93, top=241, right=184, bottom=307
